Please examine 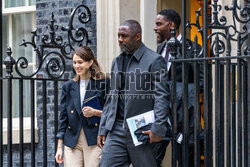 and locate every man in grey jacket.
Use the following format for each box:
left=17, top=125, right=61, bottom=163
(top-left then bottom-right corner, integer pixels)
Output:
left=97, top=19, right=171, bottom=167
